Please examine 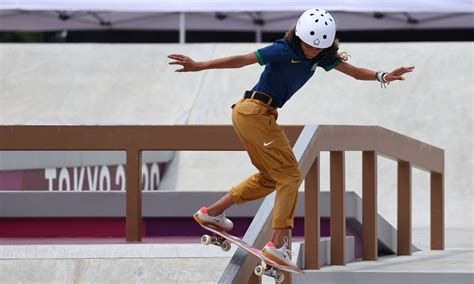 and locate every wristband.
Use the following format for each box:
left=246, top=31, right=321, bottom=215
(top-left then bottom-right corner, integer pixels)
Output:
left=375, top=71, right=387, bottom=83
left=375, top=71, right=389, bottom=89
